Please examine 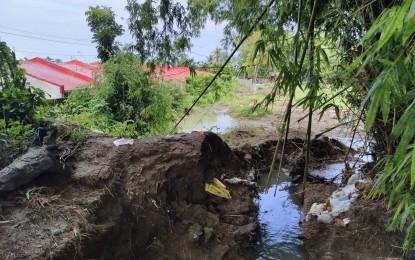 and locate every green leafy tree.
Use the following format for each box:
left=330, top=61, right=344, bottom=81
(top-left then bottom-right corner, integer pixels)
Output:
left=238, top=31, right=272, bottom=80
left=85, top=6, right=124, bottom=62
left=206, top=48, right=227, bottom=65
left=62, top=52, right=179, bottom=136
left=0, top=41, right=26, bottom=91
left=0, top=41, right=45, bottom=145
left=126, top=0, right=206, bottom=66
